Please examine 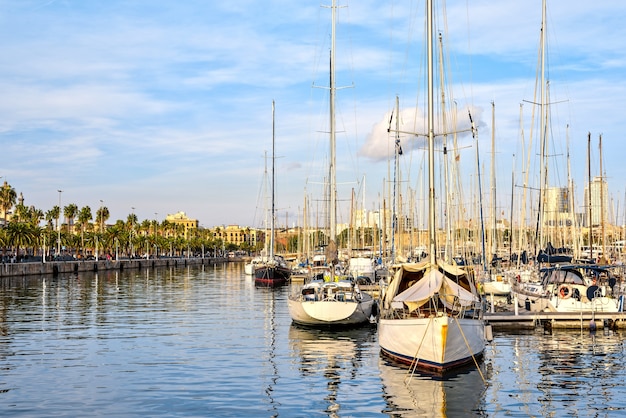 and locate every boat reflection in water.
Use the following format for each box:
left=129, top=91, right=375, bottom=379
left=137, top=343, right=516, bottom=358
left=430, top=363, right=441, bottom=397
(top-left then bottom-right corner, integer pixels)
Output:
left=288, top=324, right=377, bottom=415
left=379, top=358, right=488, bottom=417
